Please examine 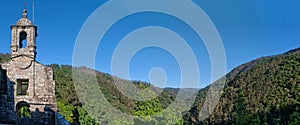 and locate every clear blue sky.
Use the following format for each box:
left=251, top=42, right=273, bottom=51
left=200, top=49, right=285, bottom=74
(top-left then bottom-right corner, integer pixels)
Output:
left=0, top=0, right=299, bottom=88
